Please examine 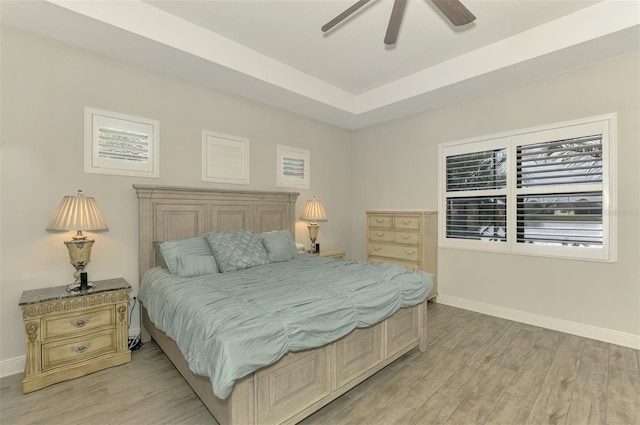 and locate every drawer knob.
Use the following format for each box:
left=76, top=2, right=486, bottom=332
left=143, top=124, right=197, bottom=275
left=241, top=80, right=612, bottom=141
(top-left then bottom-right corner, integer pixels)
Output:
left=405, top=250, right=416, bottom=255
left=401, top=220, right=411, bottom=225
left=401, top=234, right=411, bottom=239
left=373, top=246, right=381, bottom=252
left=70, top=318, right=90, bottom=328
left=71, top=342, right=92, bottom=354
left=376, top=232, right=384, bottom=237
left=375, top=219, right=385, bottom=223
